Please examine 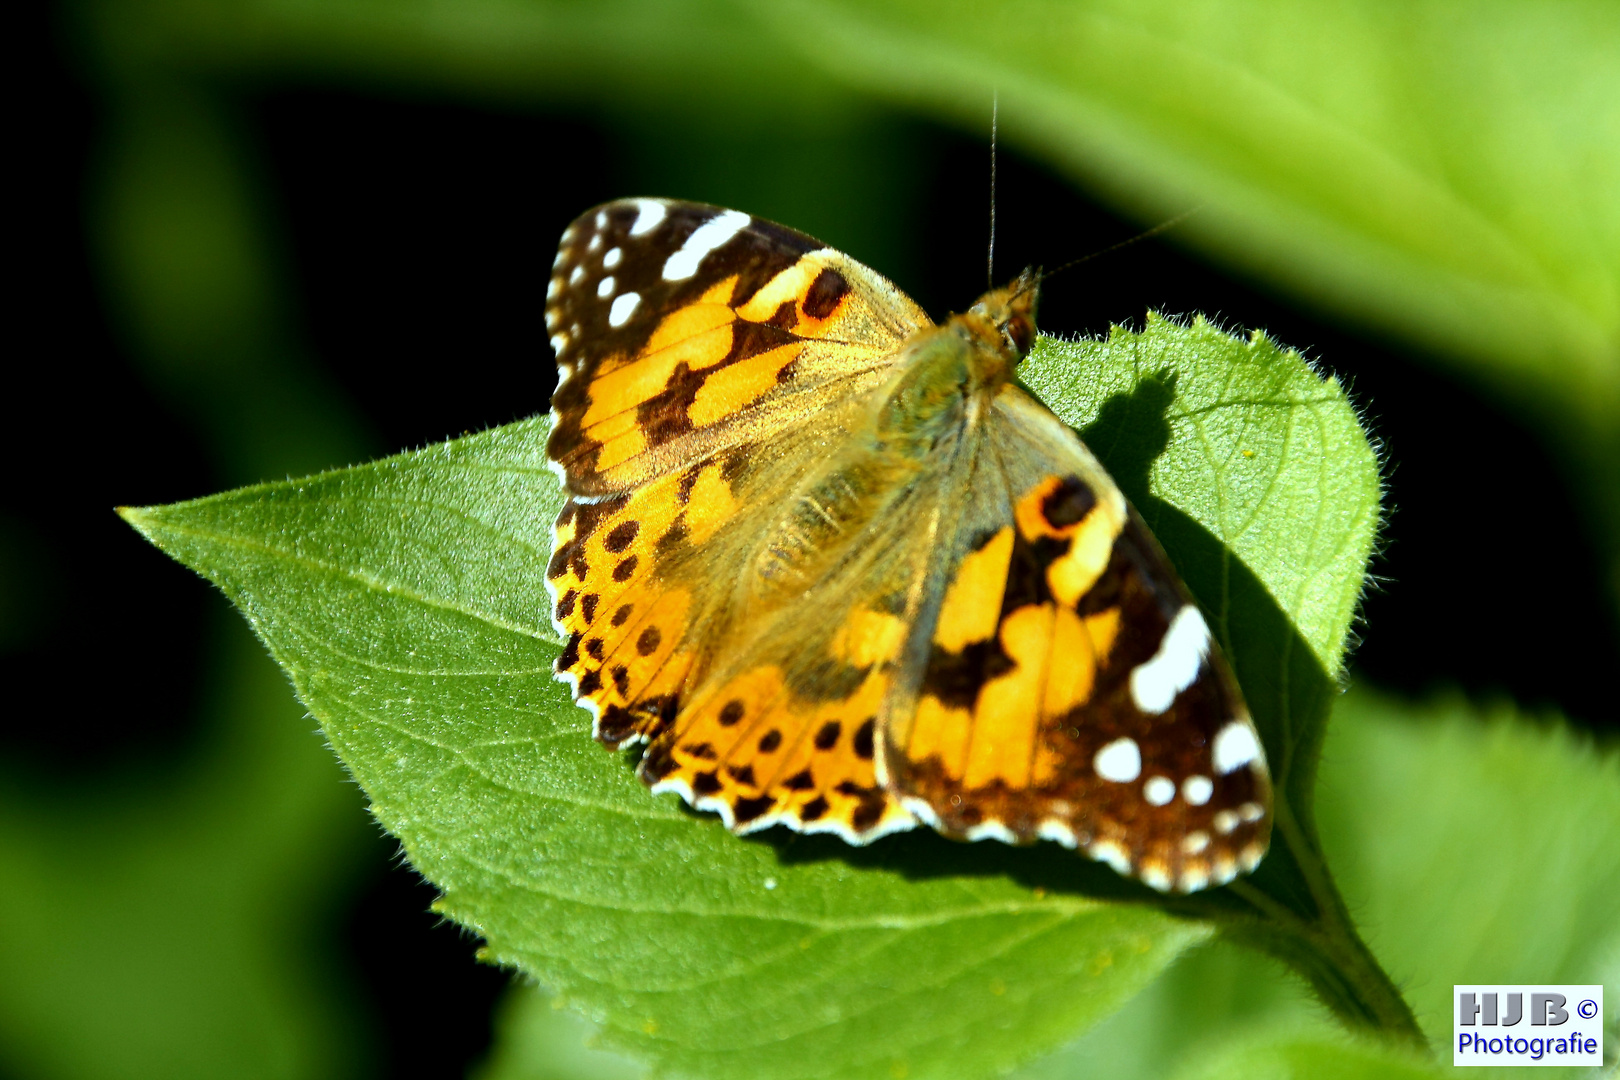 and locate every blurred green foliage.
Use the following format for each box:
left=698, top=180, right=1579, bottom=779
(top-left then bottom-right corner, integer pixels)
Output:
left=7, top=0, right=1617, bottom=1077
left=0, top=612, right=376, bottom=1080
